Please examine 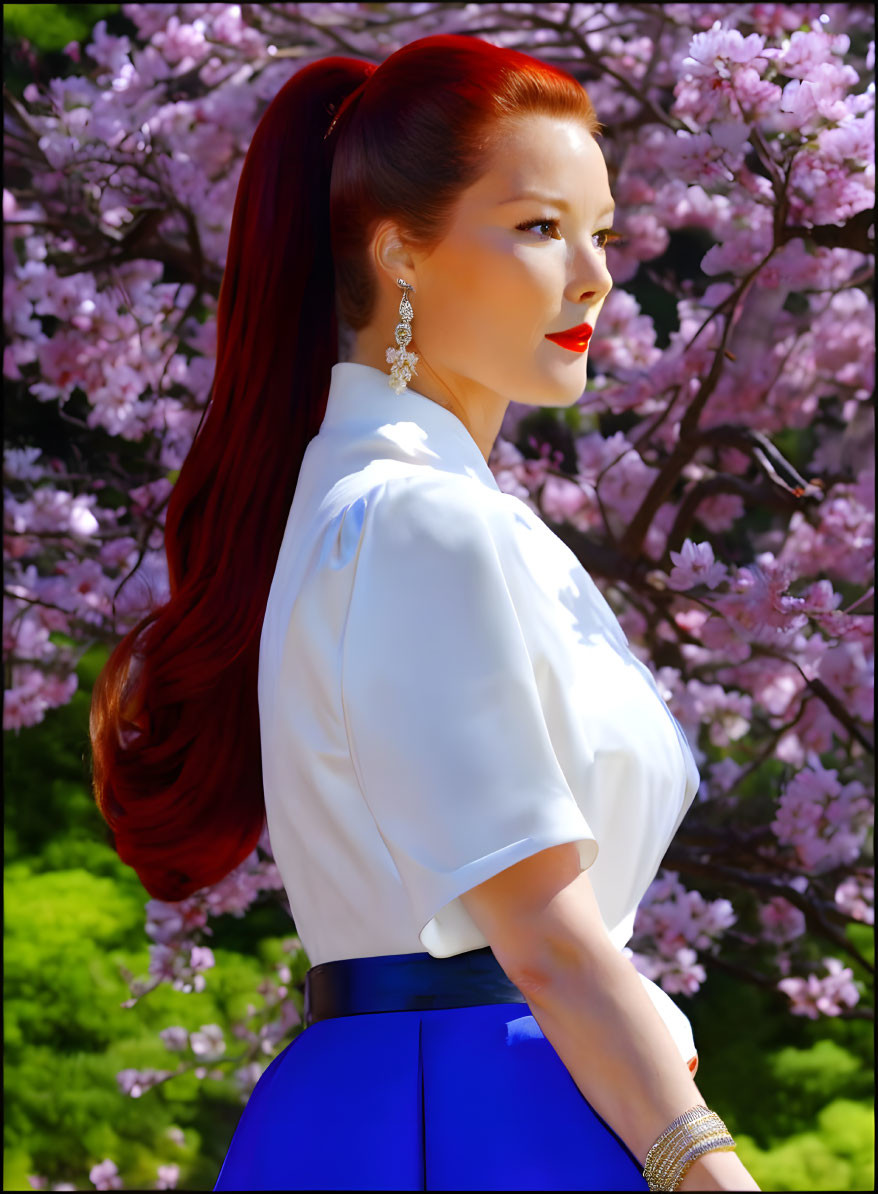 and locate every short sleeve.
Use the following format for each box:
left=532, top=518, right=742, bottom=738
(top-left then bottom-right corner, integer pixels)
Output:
left=341, top=476, right=598, bottom=957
